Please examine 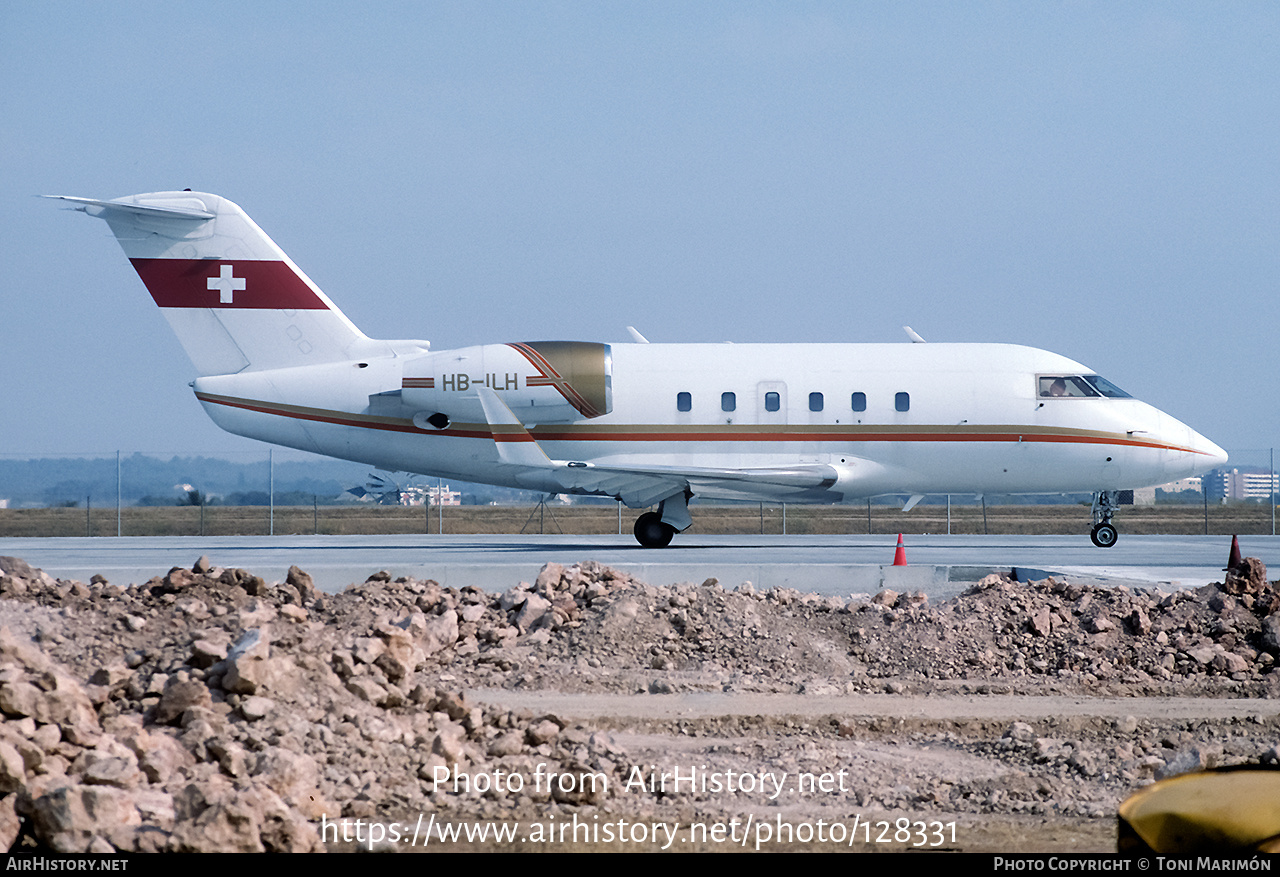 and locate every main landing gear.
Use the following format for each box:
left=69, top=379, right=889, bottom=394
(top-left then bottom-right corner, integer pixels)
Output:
left=632, top=491, right=693, bottom=548
left=633, top=512, right=676, bottom=548
left=1090, top=490, right=1120, bottom=548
